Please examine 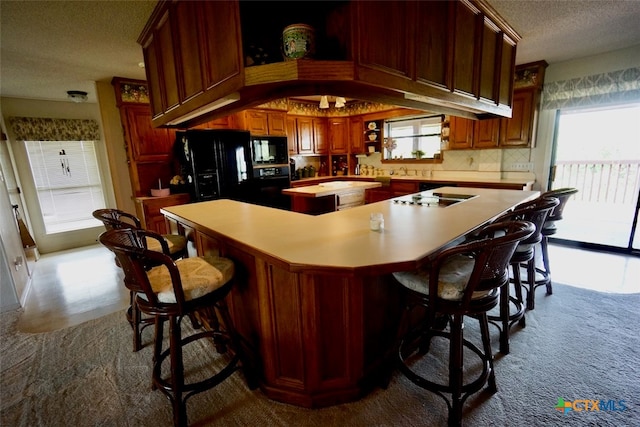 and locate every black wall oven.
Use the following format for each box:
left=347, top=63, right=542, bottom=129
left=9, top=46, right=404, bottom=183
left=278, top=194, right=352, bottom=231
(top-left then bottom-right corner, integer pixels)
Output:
left=250, top=136, right=291, bottom=210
